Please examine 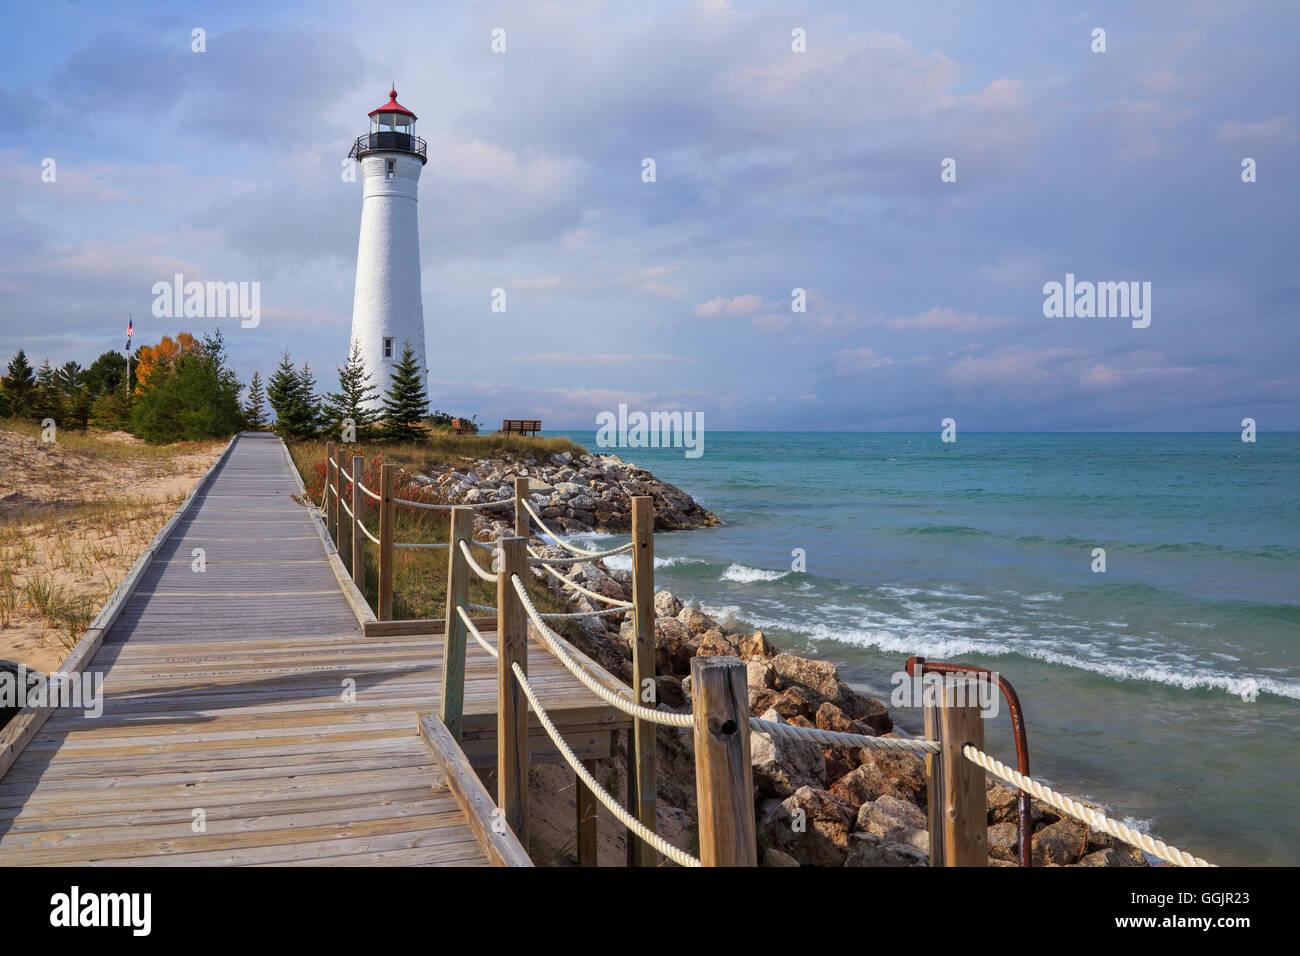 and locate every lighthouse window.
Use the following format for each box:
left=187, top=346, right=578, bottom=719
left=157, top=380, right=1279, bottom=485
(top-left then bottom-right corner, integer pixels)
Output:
left=383, top=338, right=394, bottom=359
left=385, top=159, right=395, bottom=180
